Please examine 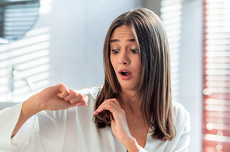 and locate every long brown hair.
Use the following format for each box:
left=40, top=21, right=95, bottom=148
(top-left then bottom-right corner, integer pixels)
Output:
left=94, top=7, right=176, bottom=141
